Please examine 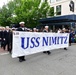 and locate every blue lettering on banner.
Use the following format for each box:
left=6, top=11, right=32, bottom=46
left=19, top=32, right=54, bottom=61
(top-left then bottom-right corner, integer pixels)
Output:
left=21, top=36, right=68, bottom=50
left=35, top=37, right=40, bottom=47
left=57, top=37, right=59, bottom=44
left=64, top=37, right=67, bottom=44
left=59, top=36, right=67, bottom=44
left=21, top=37, right=29, bottom=49
left=59, top=37, right=64, bottom=44
left=21, top=37, right=40, bottom=49
left=30, top=37, right=35, bottom=48
left=51, top=37, right=57, bottom=45
left=42, top=37, right=49, bottom=46
left=49, top=37, right=51, bottom=45
left=30, top=37, right=40, bottom=48
left=42, top=36, right=68, bottom=46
